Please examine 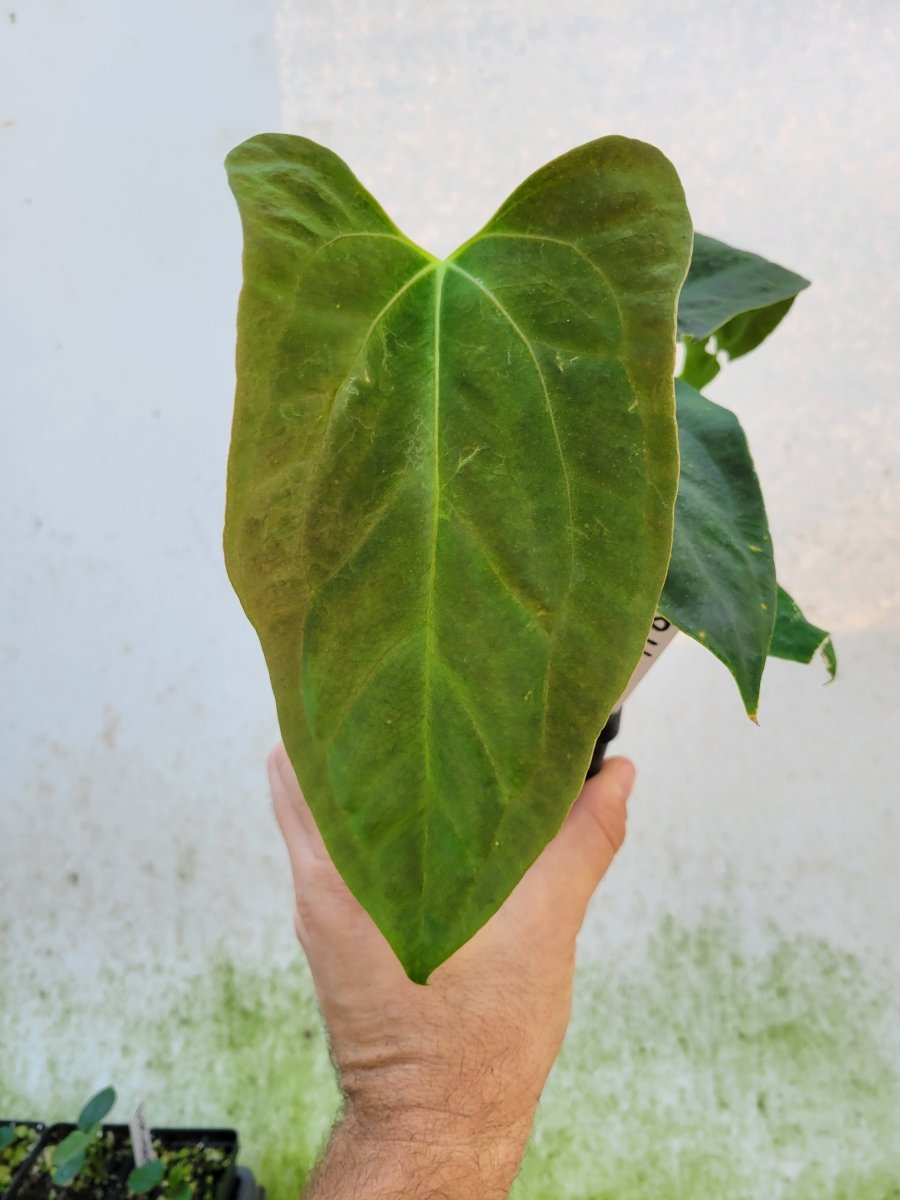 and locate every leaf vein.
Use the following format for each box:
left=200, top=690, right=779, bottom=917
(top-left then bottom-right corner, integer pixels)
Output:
left=471, top=231, right=626, bottom=331
left=299, top=261, right=439, bottom=588
left=452, top=509, right=552, bottom=641
left=445, top=261, right=575, bottom=577
left=309, top=230, right=427, bottom=264
left=311, top=475, right=410, bottom=593
left=321, top=629, right=421, bottom=751
left=432, top=650, right=510, bottom=803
